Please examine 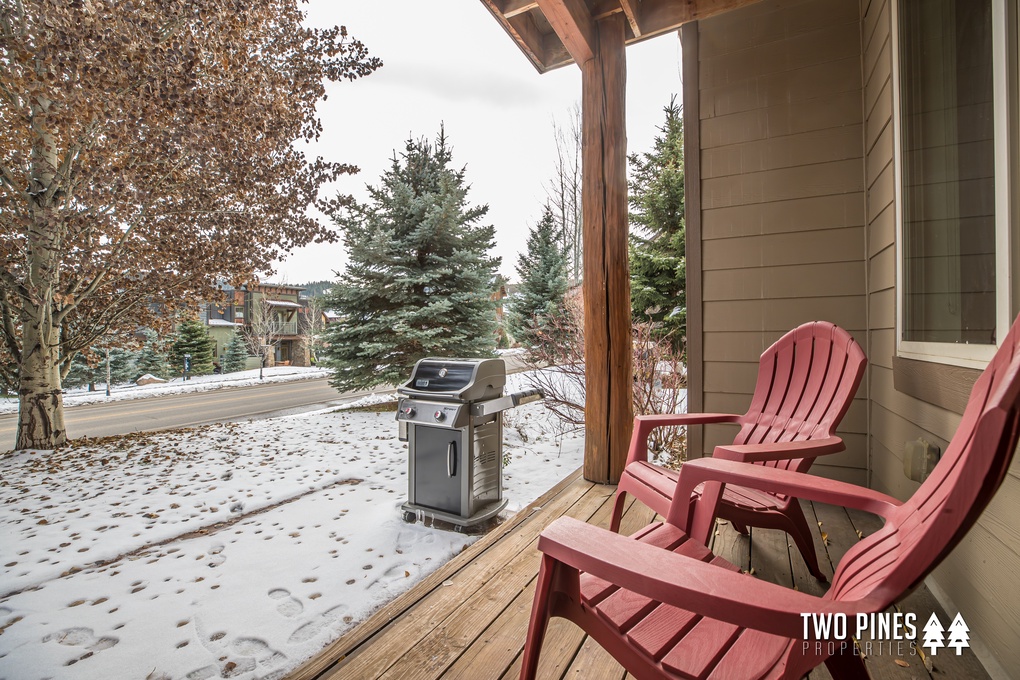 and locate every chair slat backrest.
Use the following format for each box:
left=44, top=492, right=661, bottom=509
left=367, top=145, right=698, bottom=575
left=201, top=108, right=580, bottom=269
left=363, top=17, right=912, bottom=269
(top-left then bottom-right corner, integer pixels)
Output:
left=734, top=322, right=867, bottom=473
left=827, top=316, right=1020, bottom=608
